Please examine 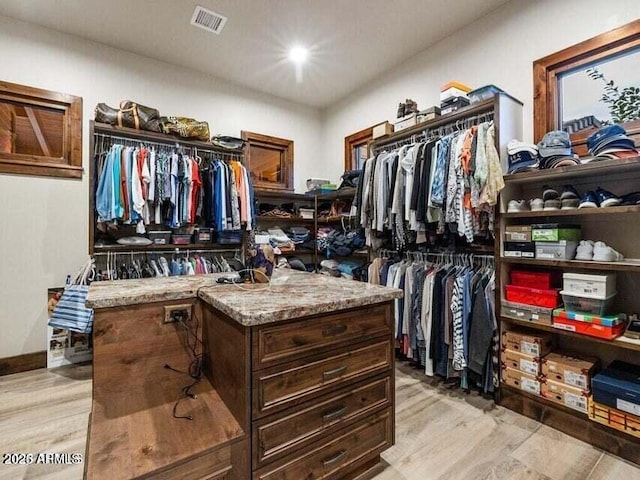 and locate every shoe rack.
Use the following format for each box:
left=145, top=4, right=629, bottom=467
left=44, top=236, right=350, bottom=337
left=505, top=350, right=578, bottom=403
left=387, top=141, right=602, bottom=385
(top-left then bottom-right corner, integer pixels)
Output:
left=496, top=155, right=640, bottom=465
